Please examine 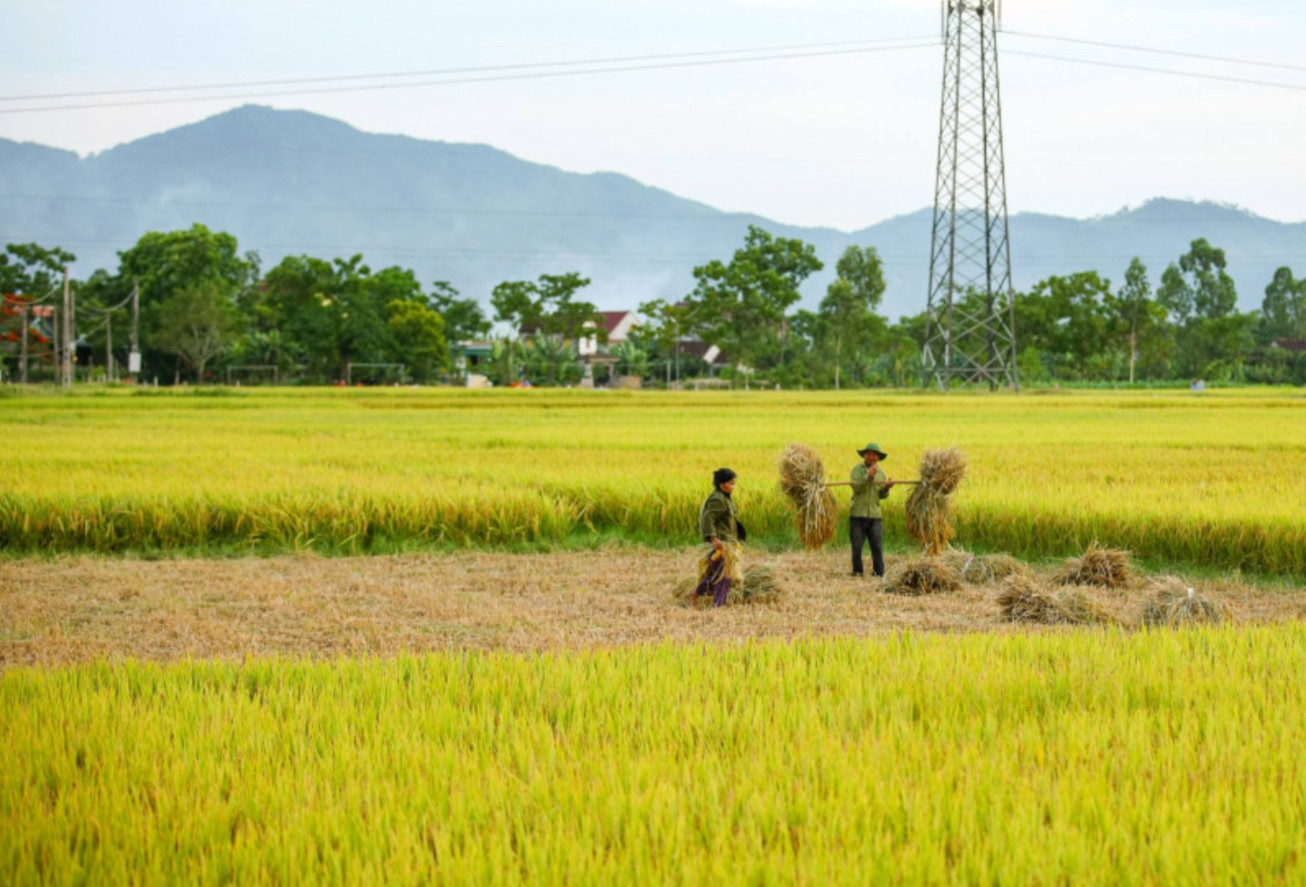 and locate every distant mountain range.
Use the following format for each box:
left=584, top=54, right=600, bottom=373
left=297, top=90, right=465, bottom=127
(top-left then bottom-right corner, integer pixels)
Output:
left=3, top=105, right=1303, bottom=319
